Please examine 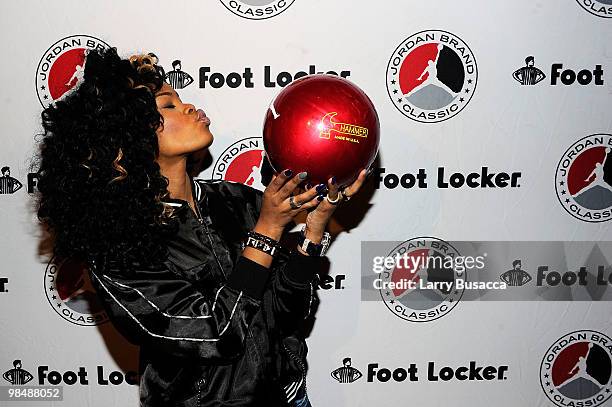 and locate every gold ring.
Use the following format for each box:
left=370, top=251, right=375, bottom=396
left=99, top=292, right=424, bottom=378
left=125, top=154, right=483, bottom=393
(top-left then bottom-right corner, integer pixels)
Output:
left=325, top=190, right=342, bottom=205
